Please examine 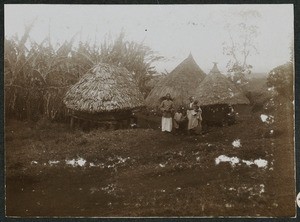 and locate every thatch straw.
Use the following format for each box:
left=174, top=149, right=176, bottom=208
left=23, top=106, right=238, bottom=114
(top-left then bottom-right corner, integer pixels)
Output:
left=145, top=53, right=206, bottom=108
left=195, top=63, right=250, bottom=106
left=63, top=63, right=145, bottom=113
